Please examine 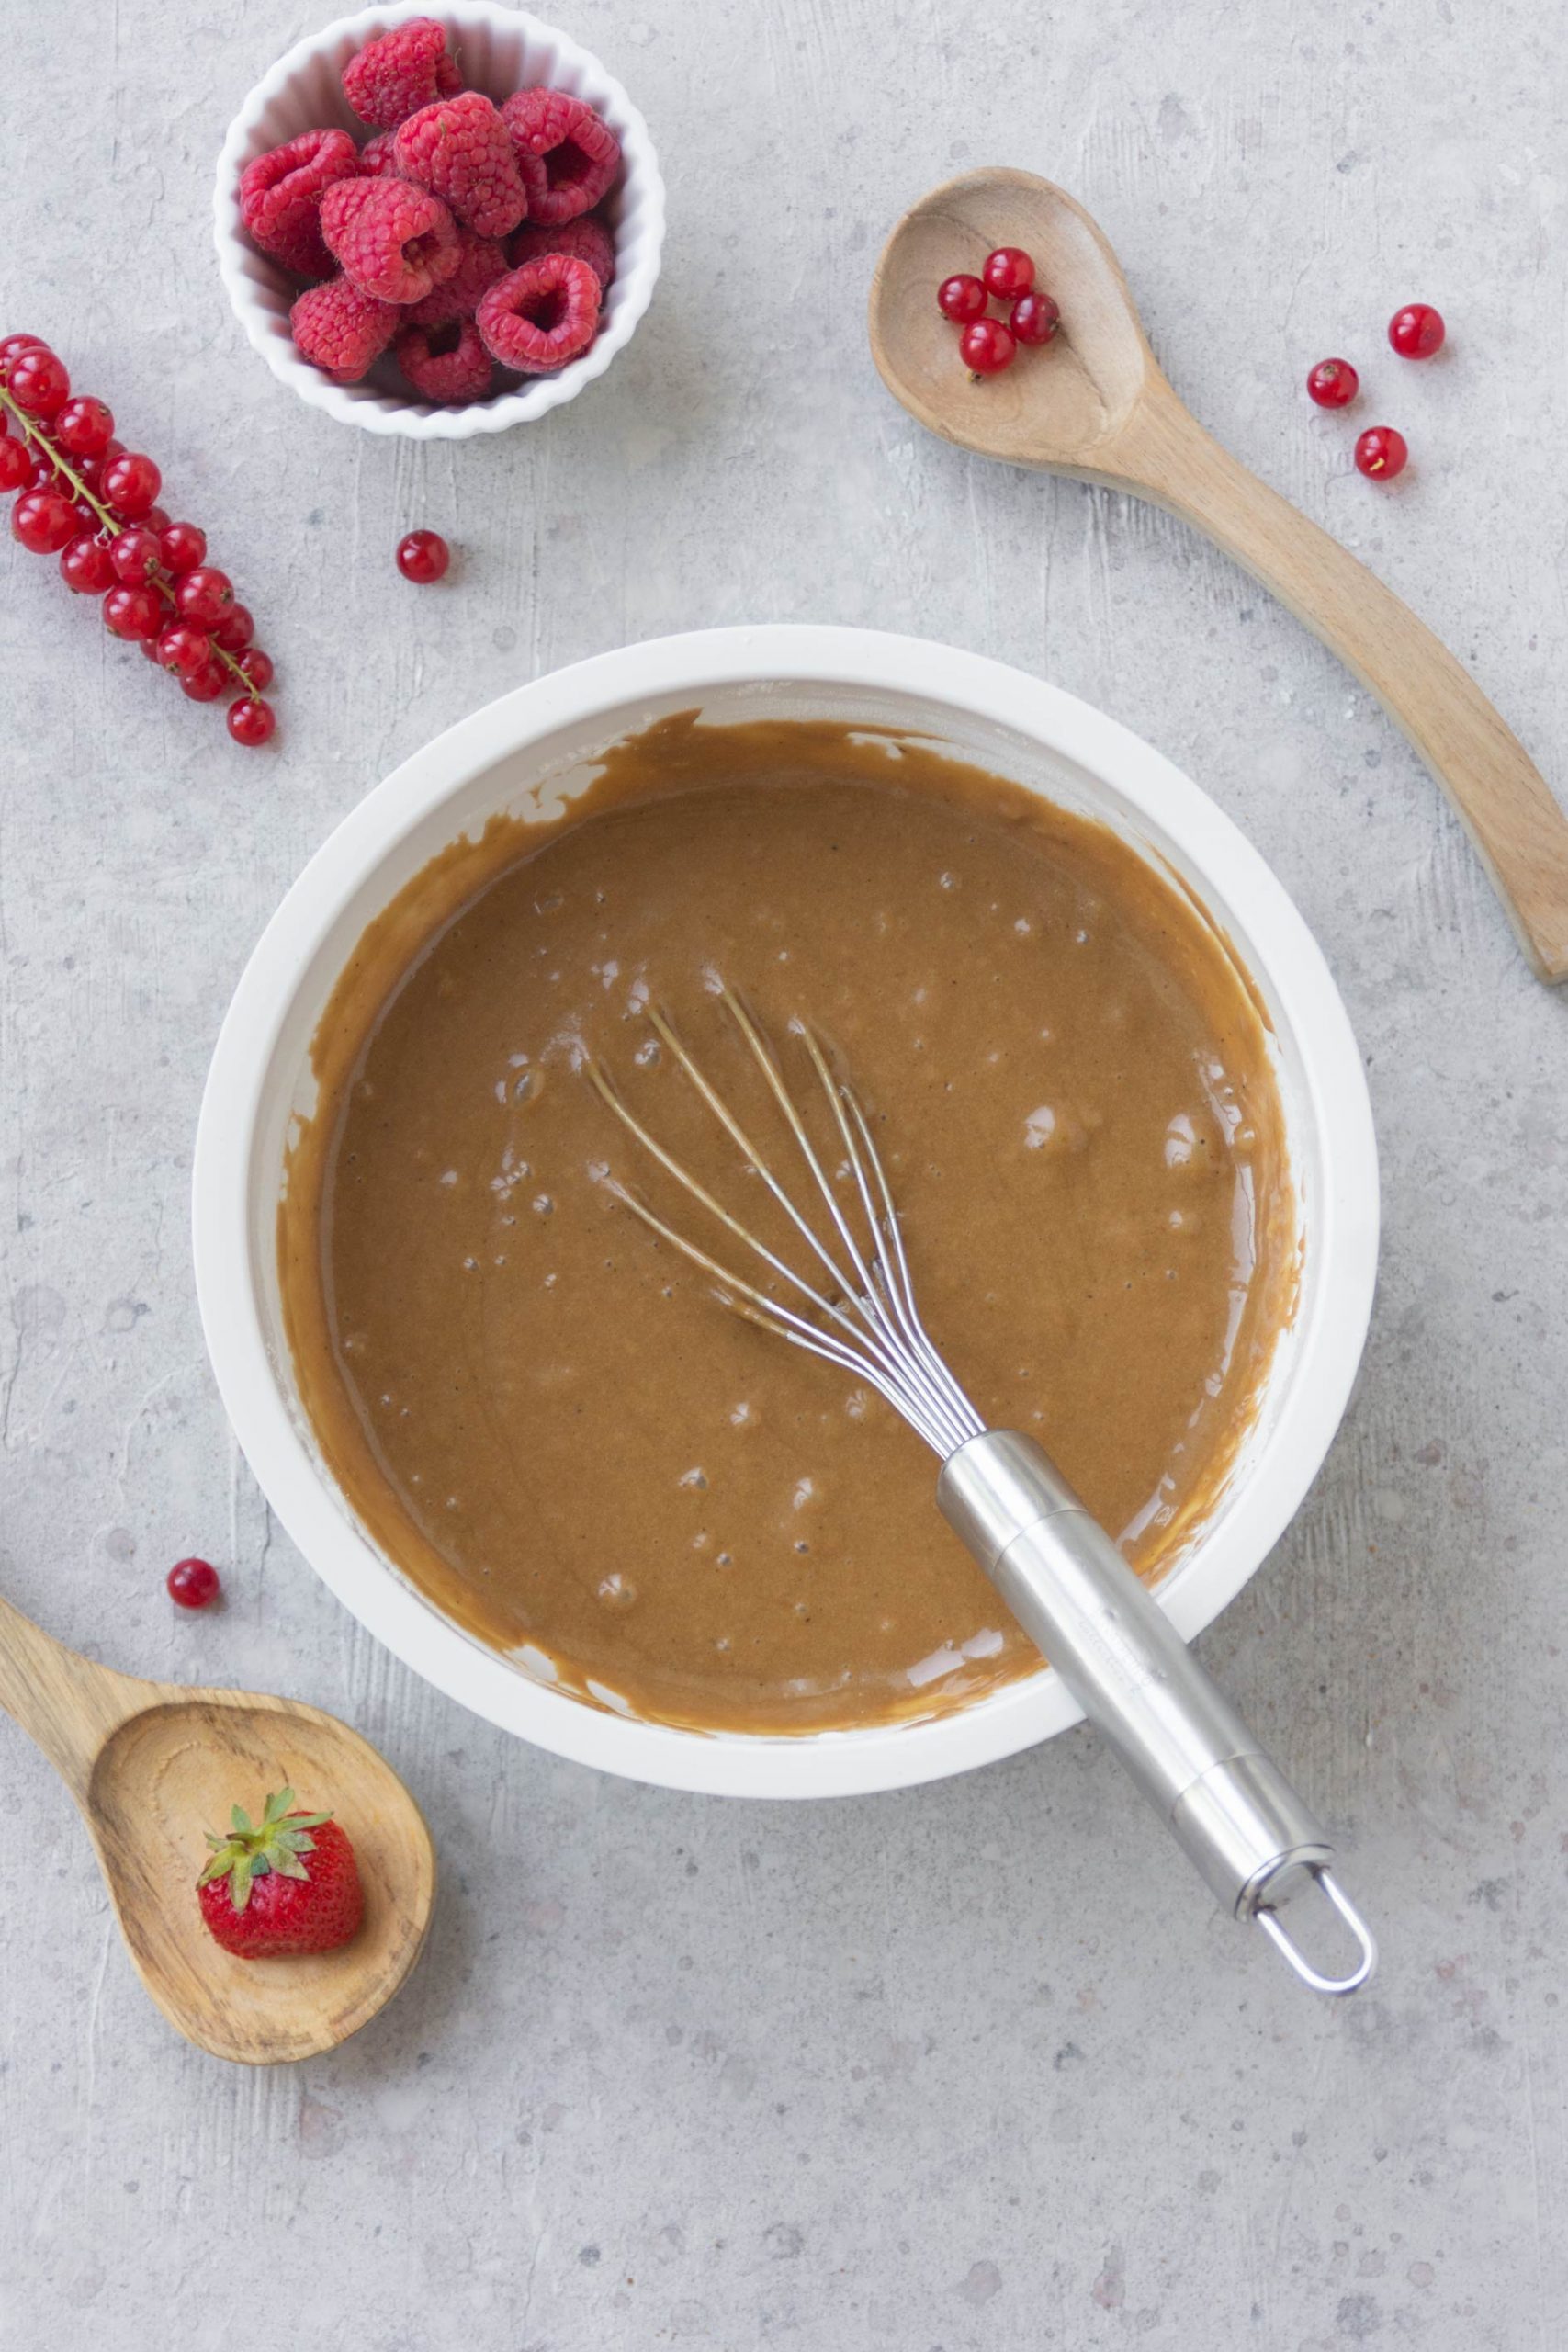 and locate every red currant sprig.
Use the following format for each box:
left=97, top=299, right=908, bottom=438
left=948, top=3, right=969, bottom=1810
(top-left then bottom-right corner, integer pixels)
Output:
left=0, top=338, right=276, bottom=745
